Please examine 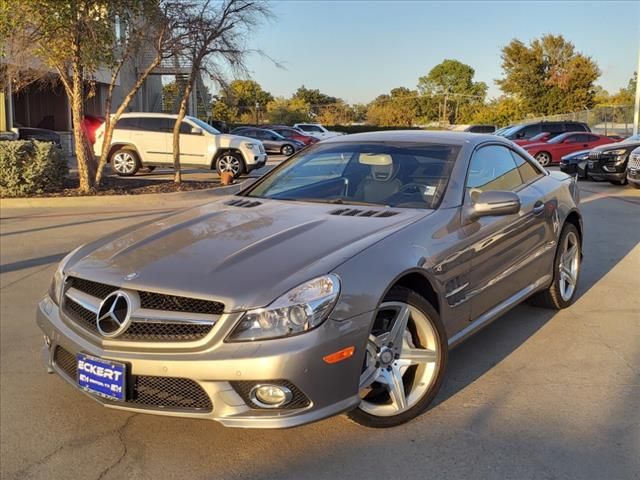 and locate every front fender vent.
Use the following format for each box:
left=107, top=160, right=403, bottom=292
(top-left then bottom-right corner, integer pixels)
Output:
left=225, top=199, right=262, bottom=208
left=329, top=208, right=399, bottom=218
